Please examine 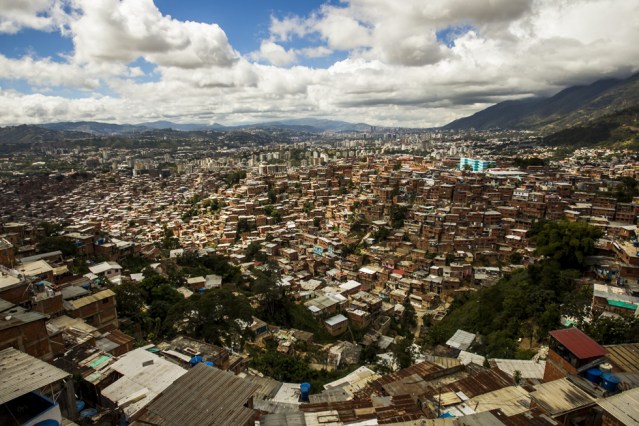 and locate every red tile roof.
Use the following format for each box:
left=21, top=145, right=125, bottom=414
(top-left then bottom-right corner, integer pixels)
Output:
left=549, top=327, right=607, bottom=360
